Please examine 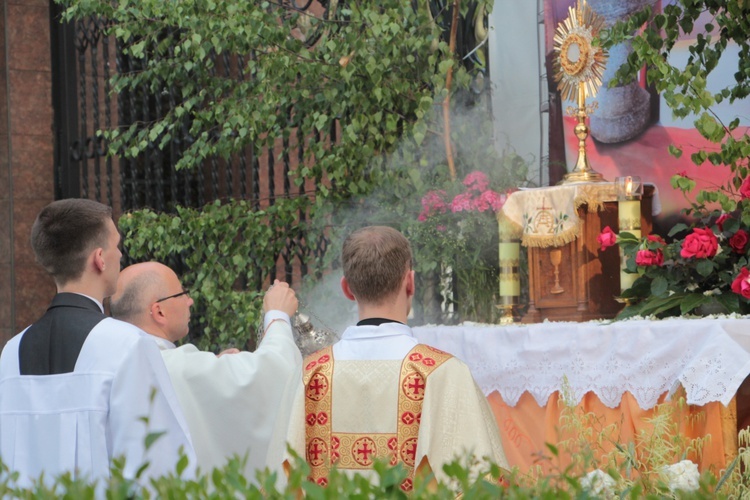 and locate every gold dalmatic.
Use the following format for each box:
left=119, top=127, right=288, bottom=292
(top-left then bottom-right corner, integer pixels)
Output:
left=302, top=345, right=453, bottom=491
